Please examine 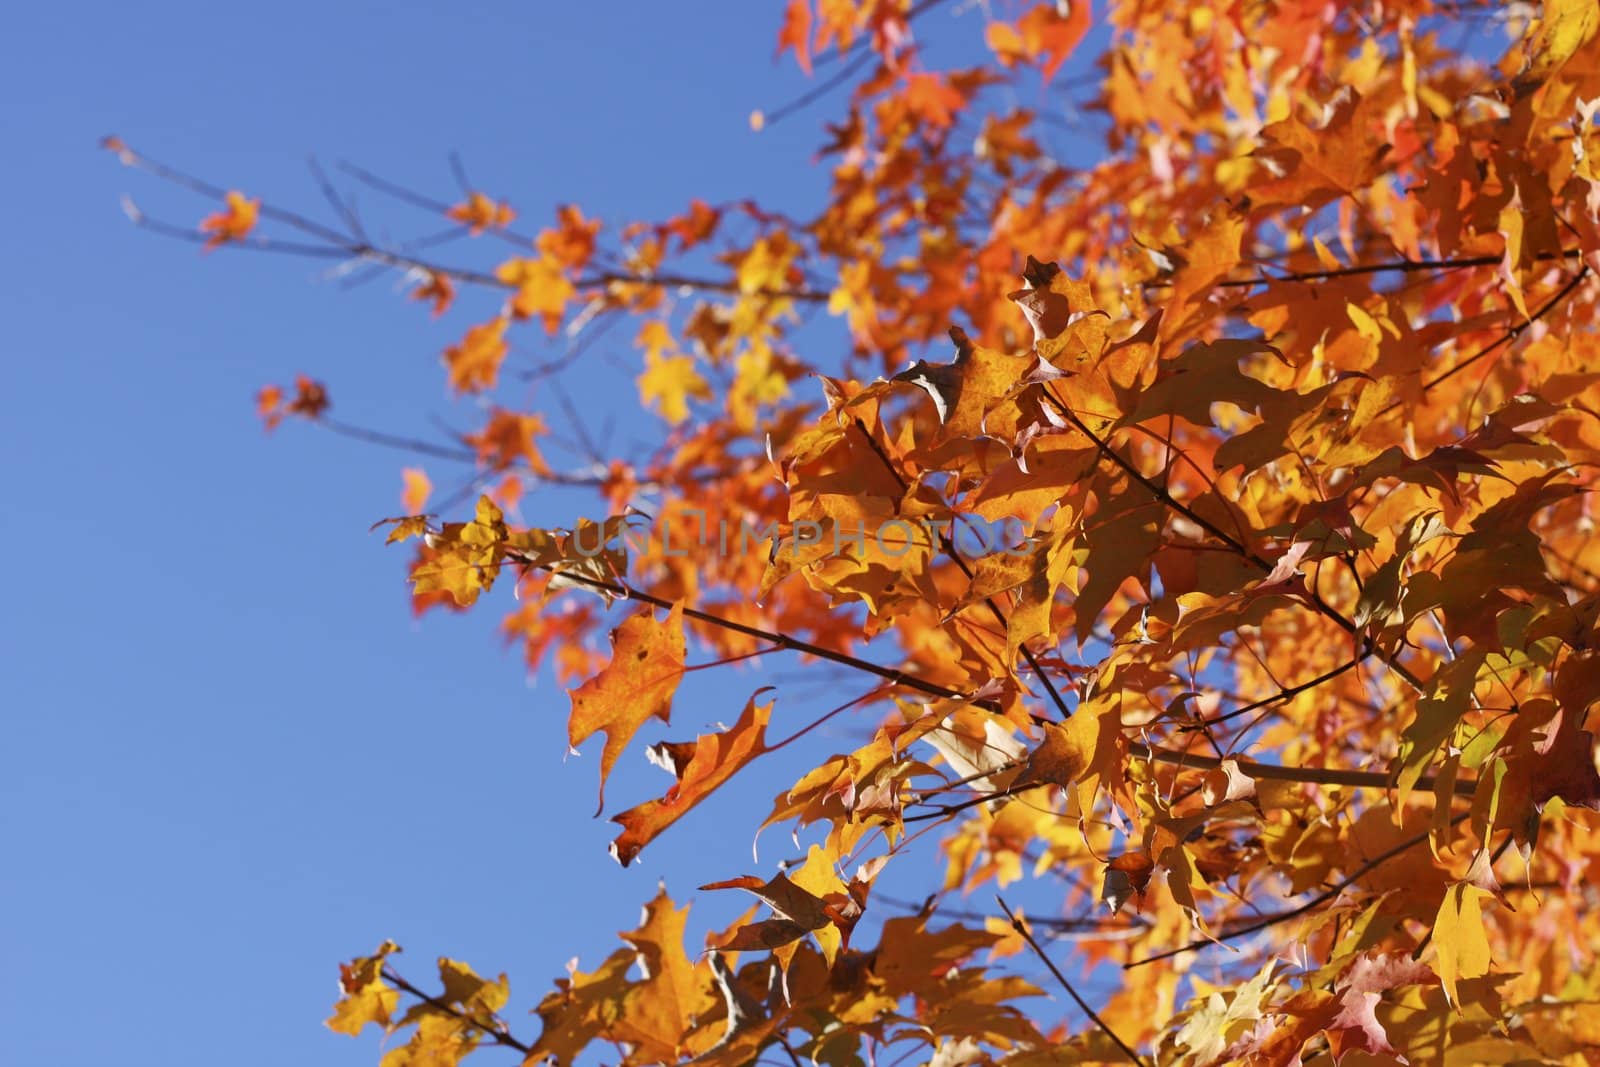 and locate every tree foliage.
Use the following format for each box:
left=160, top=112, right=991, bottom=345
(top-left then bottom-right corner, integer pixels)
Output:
left=112, top=0, right=1600, bottom=1062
